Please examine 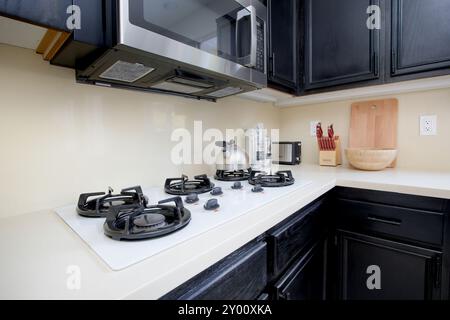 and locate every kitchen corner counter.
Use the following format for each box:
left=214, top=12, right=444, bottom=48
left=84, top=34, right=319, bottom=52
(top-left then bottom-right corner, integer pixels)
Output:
left=1, top=165, right=450, bottom=300
left=318, top=165, right=450, bottom=200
